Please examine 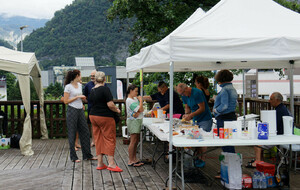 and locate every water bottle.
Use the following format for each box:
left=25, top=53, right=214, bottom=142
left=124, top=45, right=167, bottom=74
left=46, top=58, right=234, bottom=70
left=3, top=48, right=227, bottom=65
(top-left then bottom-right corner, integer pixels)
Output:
left=143, top=100, right=148, bottom=115
left=153, top=102, right=161, bottom=110
left=252, top=172, right=258, bottom=189
left=257, top=171, right=262, bottom=189
left=261, top=173, right=267, bottom=189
